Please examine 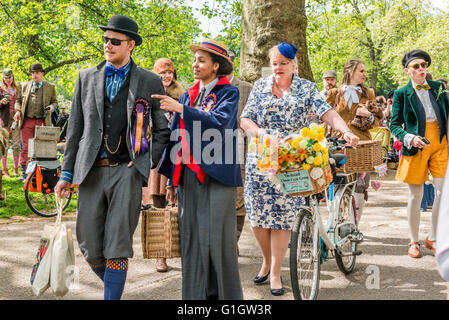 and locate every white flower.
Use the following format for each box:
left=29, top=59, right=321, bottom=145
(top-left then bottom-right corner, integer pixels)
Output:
left=310, top=167, right=324, bottom=180
left=299, top=140, right=308, bottom=149
left=309, top=123, right=318, bottom=130
left=317, top=178, right=325, bottom=186
left=306, top=156, right=315, bottom=164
